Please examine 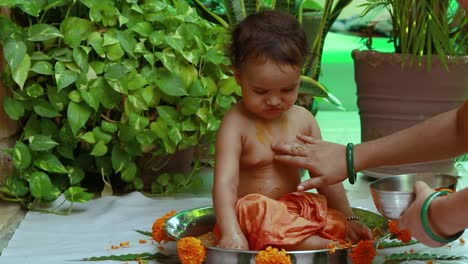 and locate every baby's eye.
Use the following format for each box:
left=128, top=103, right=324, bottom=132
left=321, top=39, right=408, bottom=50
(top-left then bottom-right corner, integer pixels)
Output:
left=254, top=90, right=267, bottom=95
